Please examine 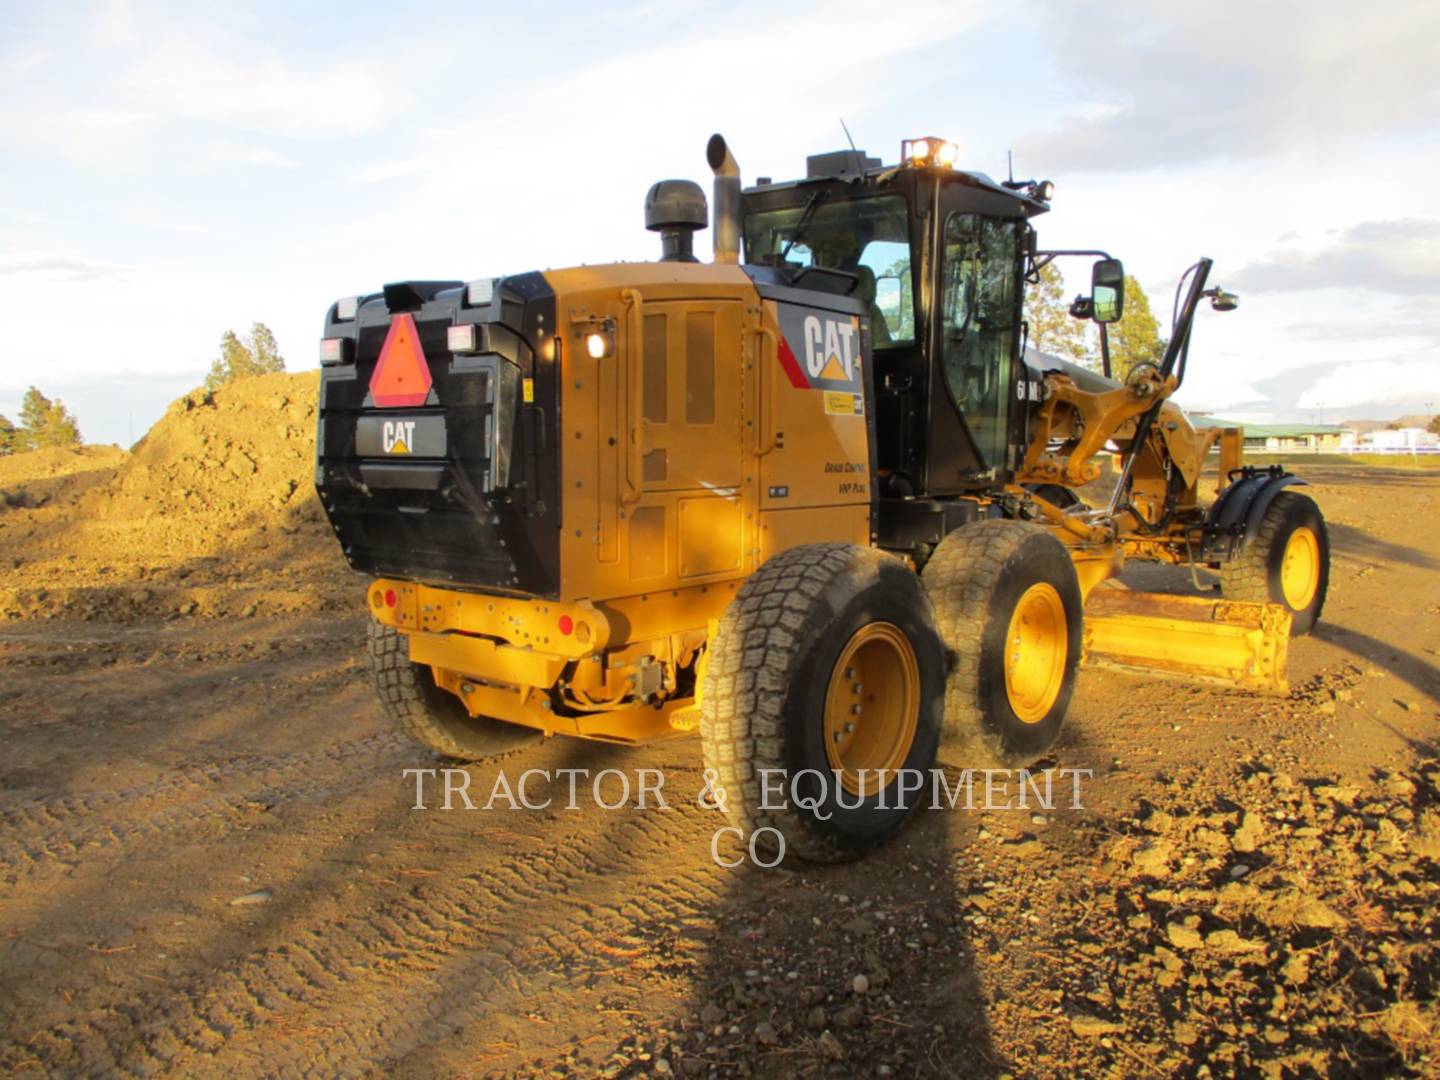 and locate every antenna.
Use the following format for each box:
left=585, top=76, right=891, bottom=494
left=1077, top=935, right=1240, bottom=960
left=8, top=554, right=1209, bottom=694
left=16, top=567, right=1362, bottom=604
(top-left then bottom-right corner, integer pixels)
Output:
left=1007, top=150, right=1014, bottom=184
left=840, top=118, right=858, bottom=153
